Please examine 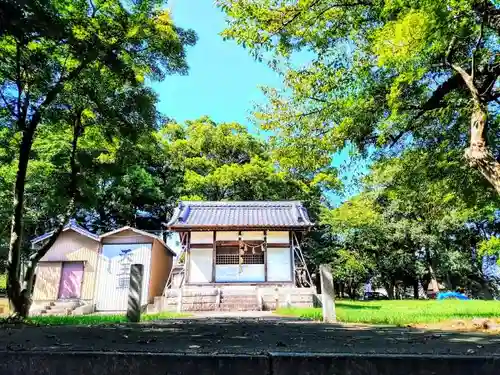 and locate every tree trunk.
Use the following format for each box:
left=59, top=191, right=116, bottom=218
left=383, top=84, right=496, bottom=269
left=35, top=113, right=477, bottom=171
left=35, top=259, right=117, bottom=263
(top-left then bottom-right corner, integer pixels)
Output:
left=7, top=111, right=82, bottom=317
left=7, top=125, right=36, bottom=317
left=465, top=102, right=500, bottom=194
left=384, top=281, right=395, bottom=299
left=413, top=278, right=419, bottom=299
